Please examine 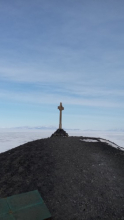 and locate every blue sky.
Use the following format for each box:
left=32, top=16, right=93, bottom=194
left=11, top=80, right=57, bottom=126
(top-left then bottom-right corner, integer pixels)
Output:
left=0, top=0, right=124, bottom=130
